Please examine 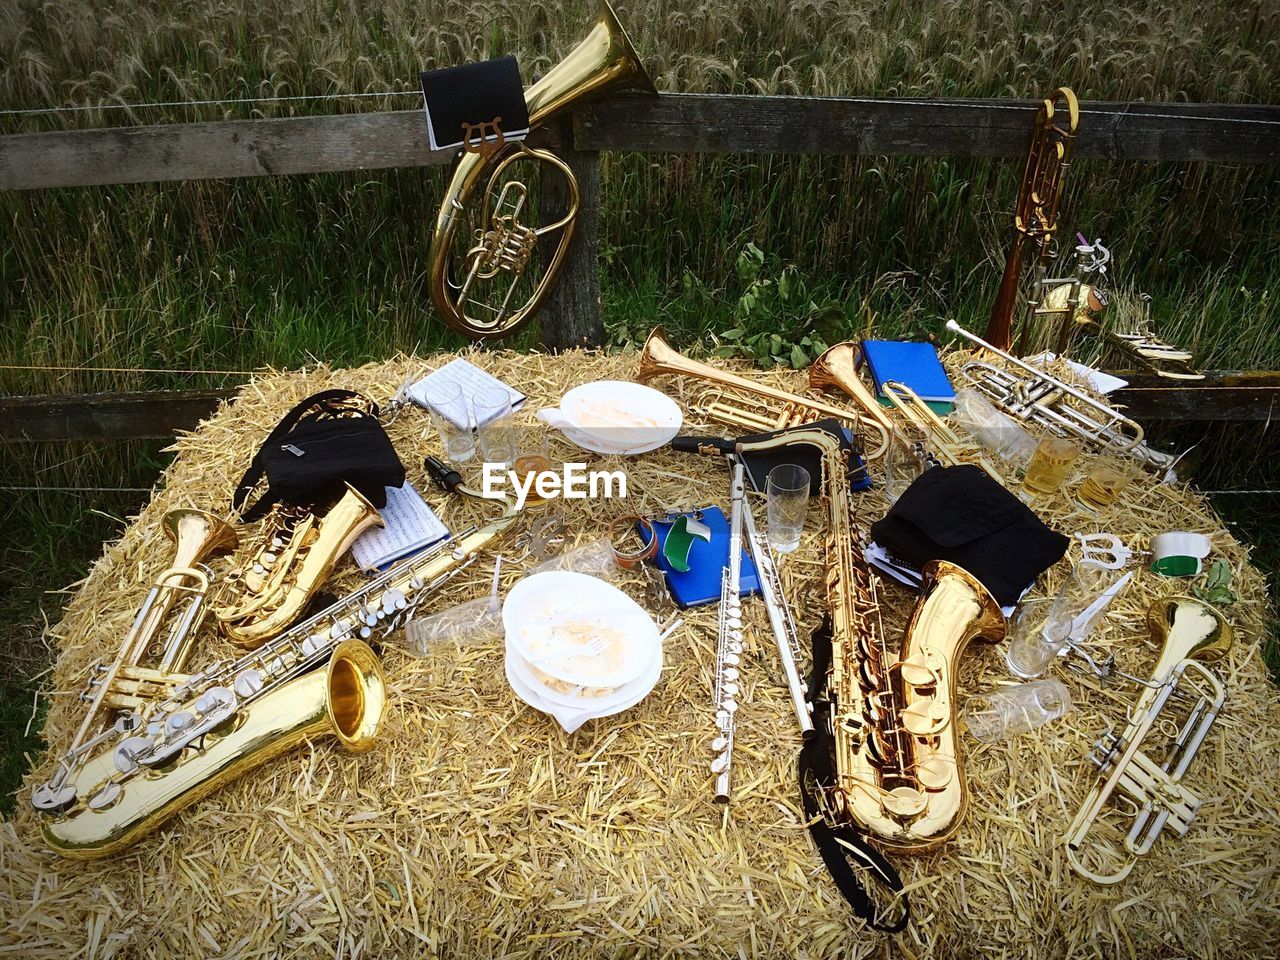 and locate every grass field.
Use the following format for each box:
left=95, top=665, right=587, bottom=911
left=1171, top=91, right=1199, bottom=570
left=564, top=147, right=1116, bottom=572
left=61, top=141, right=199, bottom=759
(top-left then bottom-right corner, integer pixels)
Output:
left=1, top=0, right=1278, bottom=813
